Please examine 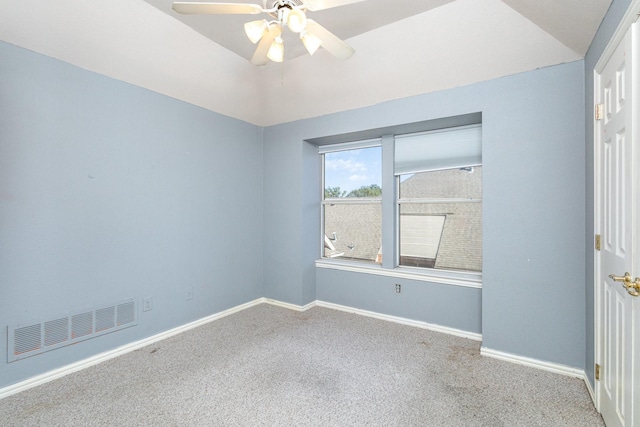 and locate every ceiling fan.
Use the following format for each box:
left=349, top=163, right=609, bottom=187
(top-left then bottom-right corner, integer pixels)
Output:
left=172, top=0, right=363, bottom=65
